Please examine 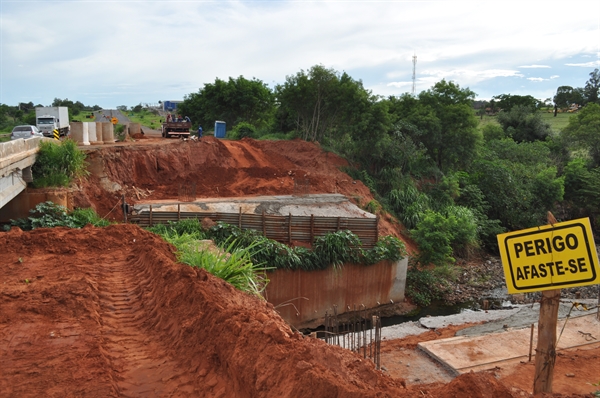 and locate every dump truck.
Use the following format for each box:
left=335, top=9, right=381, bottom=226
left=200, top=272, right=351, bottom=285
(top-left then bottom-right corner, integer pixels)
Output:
left=161, top=120, right=191, bottom=138
left=35, top=107, right=70, bottom=137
